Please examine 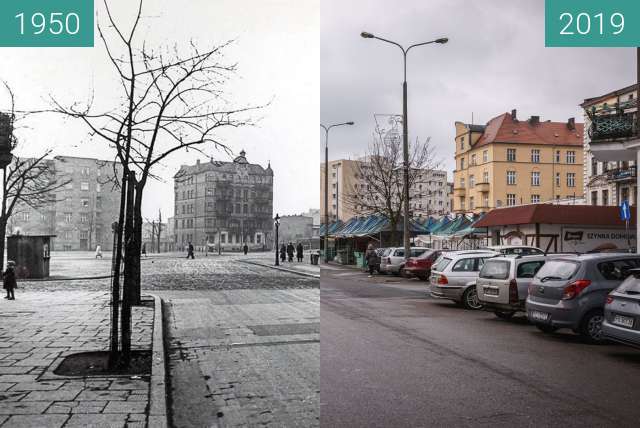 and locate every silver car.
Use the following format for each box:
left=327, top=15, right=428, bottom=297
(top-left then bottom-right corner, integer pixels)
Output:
left=476, top=255, right=547, bottom=319
left=602, top=269, right=640, bottom=348
left=380, top=247, right=429, bottom=275
left=429, top=251, right=497, bottom=309
left=526, top=254, right=640, bottom=342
